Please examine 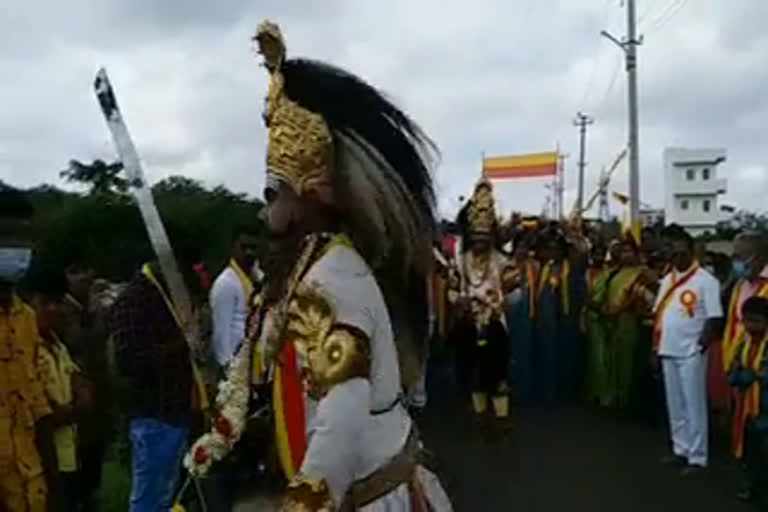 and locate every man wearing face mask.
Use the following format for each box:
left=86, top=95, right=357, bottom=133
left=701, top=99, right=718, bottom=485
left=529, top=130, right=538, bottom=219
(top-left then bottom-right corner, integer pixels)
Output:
left=0, top=185, right=54, bottom=512
left=723, top=233, right=768, bottom=378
